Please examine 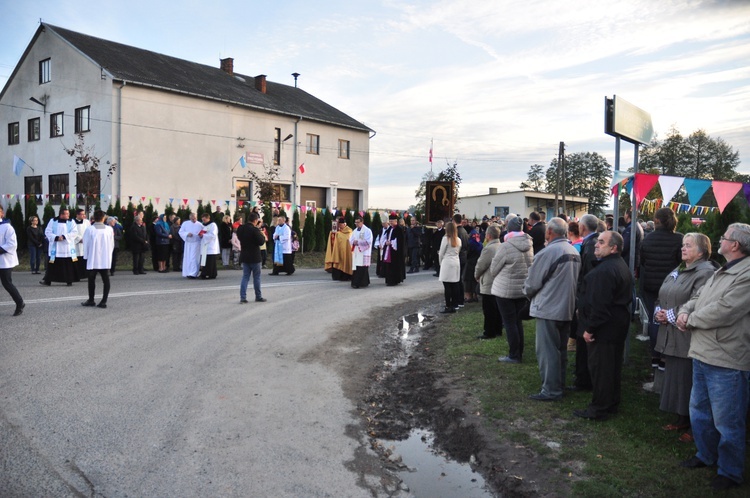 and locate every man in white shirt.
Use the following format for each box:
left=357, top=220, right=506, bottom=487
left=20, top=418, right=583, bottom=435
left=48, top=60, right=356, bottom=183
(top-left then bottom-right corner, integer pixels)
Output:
left=81, top=210, right=115, bottom=309
left=199, top=212, right=220, bottom=279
